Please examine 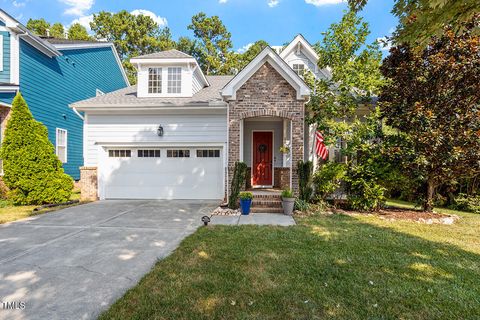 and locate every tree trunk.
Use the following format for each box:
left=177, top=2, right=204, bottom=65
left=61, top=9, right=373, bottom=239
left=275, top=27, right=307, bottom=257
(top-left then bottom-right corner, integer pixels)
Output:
left=424, top=179, right=435, bottom=212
